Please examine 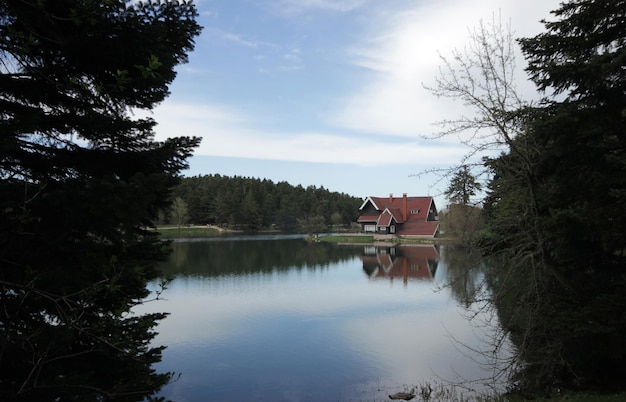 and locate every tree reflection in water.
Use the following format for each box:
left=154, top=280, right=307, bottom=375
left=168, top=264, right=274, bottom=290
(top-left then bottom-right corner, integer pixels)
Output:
left=138, top=238, right=517, bottom=399
left=439, top=246, right=485, bottom=307
left=160, top=236, right=362, bottom=278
